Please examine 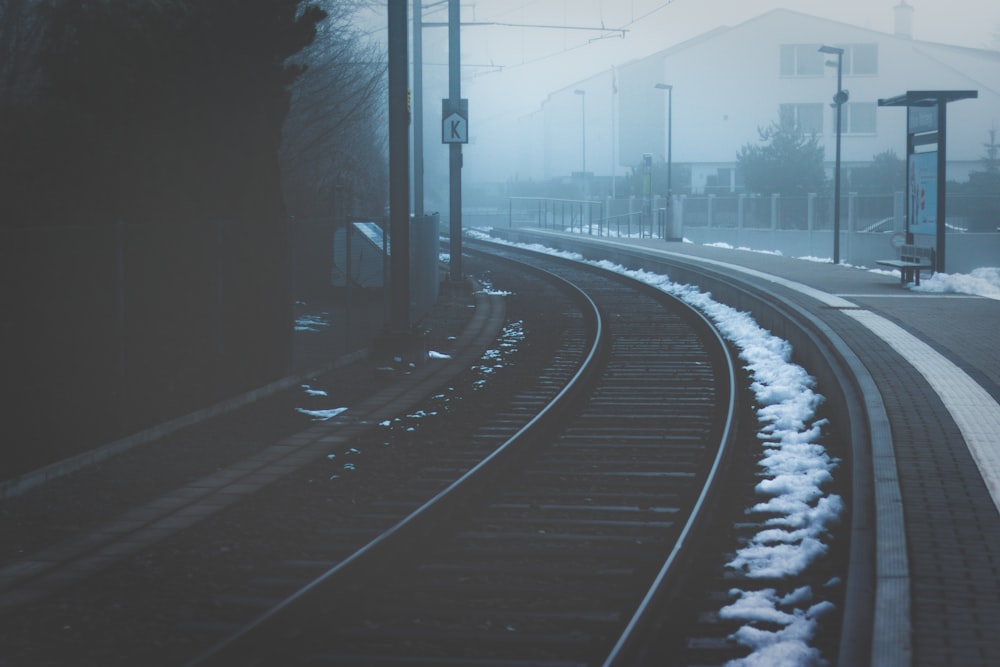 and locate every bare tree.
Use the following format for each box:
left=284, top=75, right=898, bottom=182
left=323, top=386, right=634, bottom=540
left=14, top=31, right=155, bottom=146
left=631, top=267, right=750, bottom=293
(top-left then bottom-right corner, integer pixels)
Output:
left=280, top=0, right=388, bottom=219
